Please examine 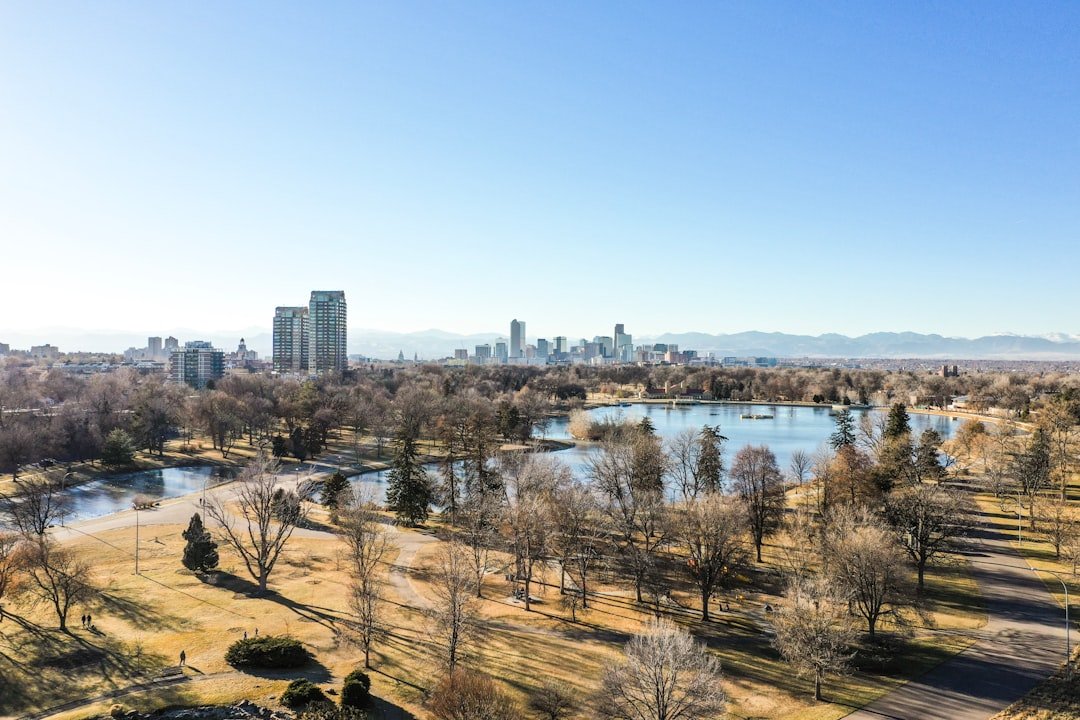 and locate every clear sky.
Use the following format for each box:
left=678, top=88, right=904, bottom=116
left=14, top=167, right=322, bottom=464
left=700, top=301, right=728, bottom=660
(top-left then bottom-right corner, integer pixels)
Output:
left=1, top=1, right=1078, bottom=343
